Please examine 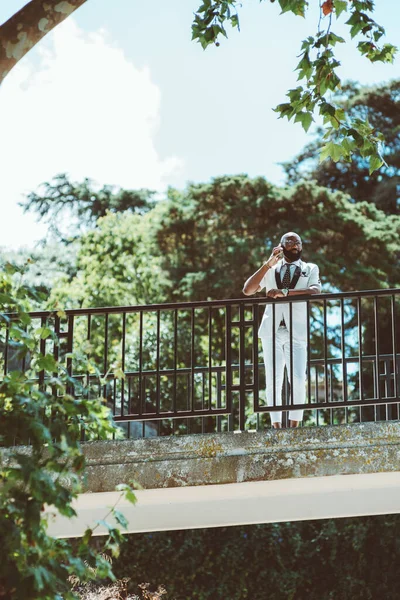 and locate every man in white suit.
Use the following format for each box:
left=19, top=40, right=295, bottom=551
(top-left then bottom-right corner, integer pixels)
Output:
left=243, top=232, right=321, bottom=428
